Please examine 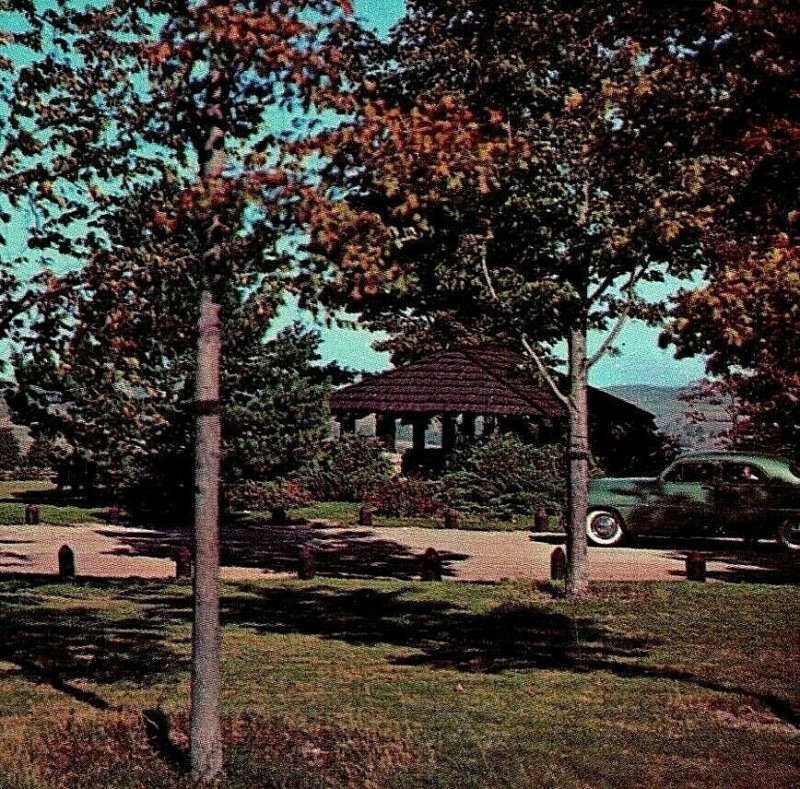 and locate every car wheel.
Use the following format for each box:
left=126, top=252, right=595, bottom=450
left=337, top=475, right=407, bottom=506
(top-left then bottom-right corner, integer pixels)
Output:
left=586, top=510, right=626, bottom=547
left=776, top=519, right=800, bottom=552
